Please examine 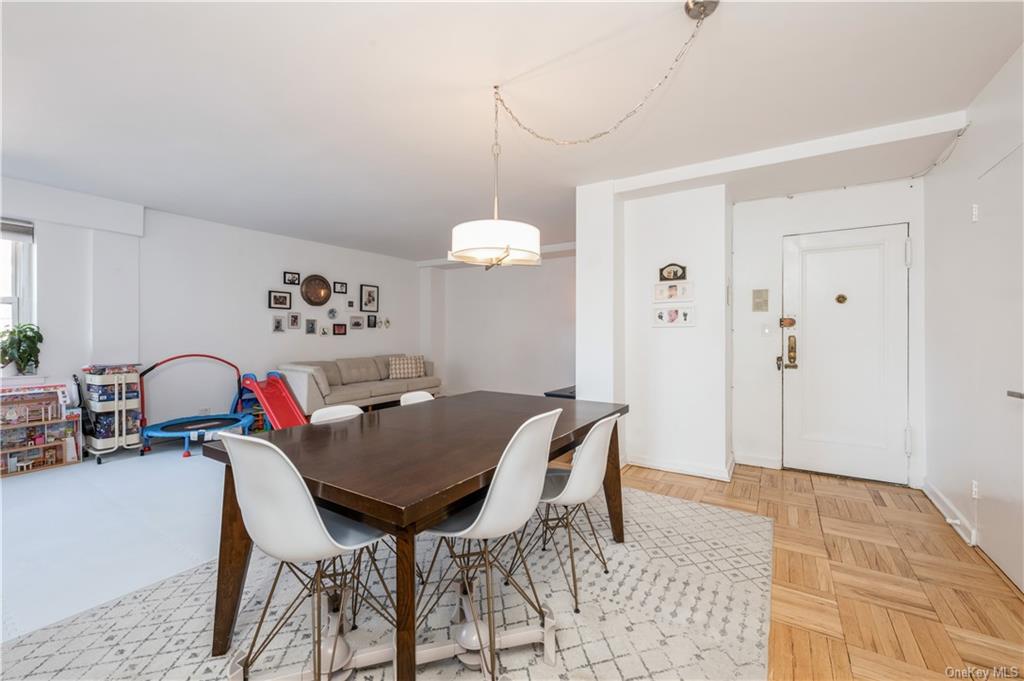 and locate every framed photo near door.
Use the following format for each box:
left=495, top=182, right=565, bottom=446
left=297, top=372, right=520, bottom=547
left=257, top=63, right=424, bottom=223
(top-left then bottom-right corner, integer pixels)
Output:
left=654, top=281, right=694, bottom=302
left=658, top=263, right=686, bottom=281
left=360, top=284, right=379, bottom=312
left=653, top=304, right=696, bottom=327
